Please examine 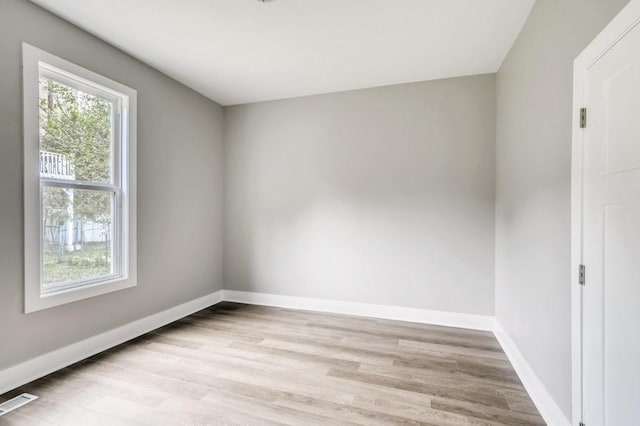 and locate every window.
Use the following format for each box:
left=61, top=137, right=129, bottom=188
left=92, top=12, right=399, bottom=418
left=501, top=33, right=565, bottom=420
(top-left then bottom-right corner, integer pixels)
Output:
left=23, top=43, right=137, bottom=313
